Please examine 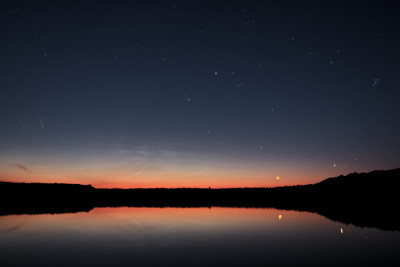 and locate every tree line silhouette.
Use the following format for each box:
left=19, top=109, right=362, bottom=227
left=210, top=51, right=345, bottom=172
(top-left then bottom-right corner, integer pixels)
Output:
left=1, top=168, right=399, bottom=231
